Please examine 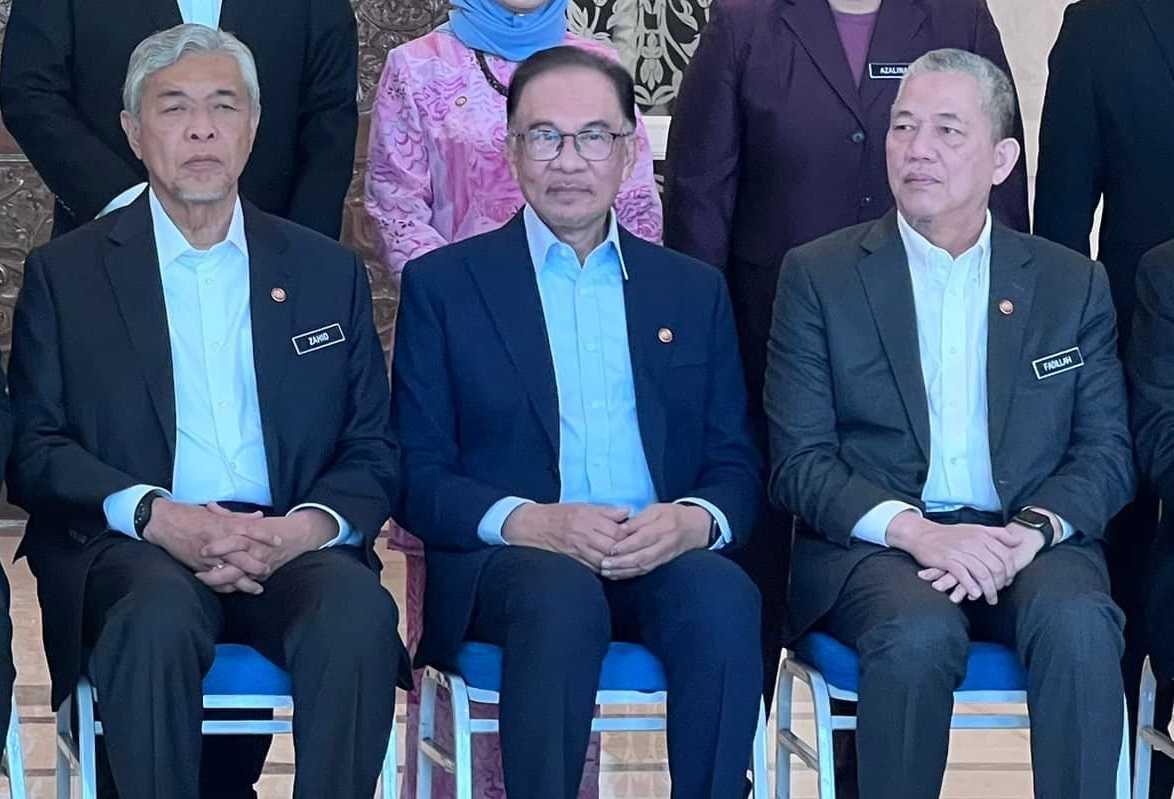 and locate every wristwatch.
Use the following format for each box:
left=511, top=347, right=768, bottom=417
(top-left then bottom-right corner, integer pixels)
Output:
left=1011, top=508, right=1054, bottom=549
left=133, top=490, right=166, bottom=538
left=706, top=513, right=720, bottom=548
